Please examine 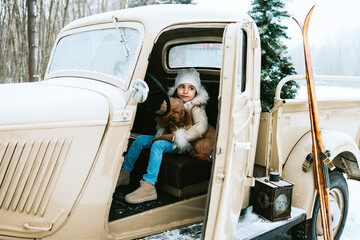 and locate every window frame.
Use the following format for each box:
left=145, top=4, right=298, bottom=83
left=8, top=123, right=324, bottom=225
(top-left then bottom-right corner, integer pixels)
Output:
left=162, top=36, right=223, bottom=74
